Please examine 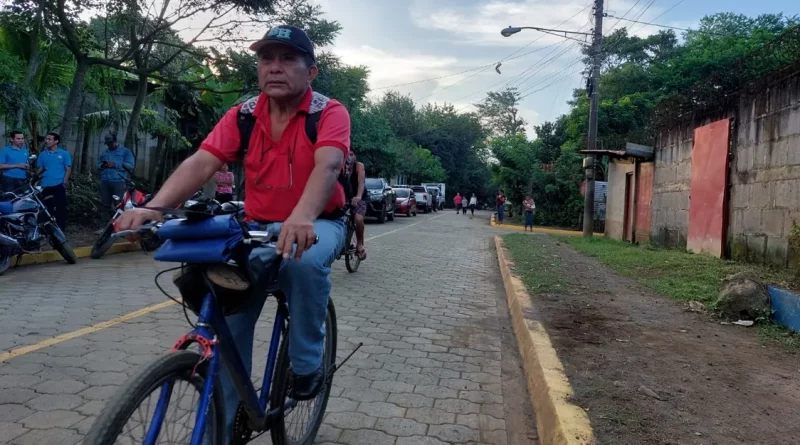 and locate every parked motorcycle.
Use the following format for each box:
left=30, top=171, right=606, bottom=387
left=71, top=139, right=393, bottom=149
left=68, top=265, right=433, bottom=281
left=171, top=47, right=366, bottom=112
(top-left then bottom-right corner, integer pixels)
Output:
left=0, top=155, right=77, bottom=275
left=90, top=174, right=205, bottom=259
